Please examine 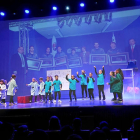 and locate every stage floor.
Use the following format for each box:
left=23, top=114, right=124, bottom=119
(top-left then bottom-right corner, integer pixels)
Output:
left=1, top=96, right=140, bottom=109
